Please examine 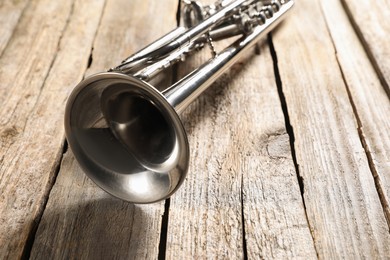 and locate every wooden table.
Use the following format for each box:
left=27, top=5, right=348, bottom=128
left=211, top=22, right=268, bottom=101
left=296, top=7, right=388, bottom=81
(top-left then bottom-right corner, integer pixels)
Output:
left=1, top=0, right=389, bottom=259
